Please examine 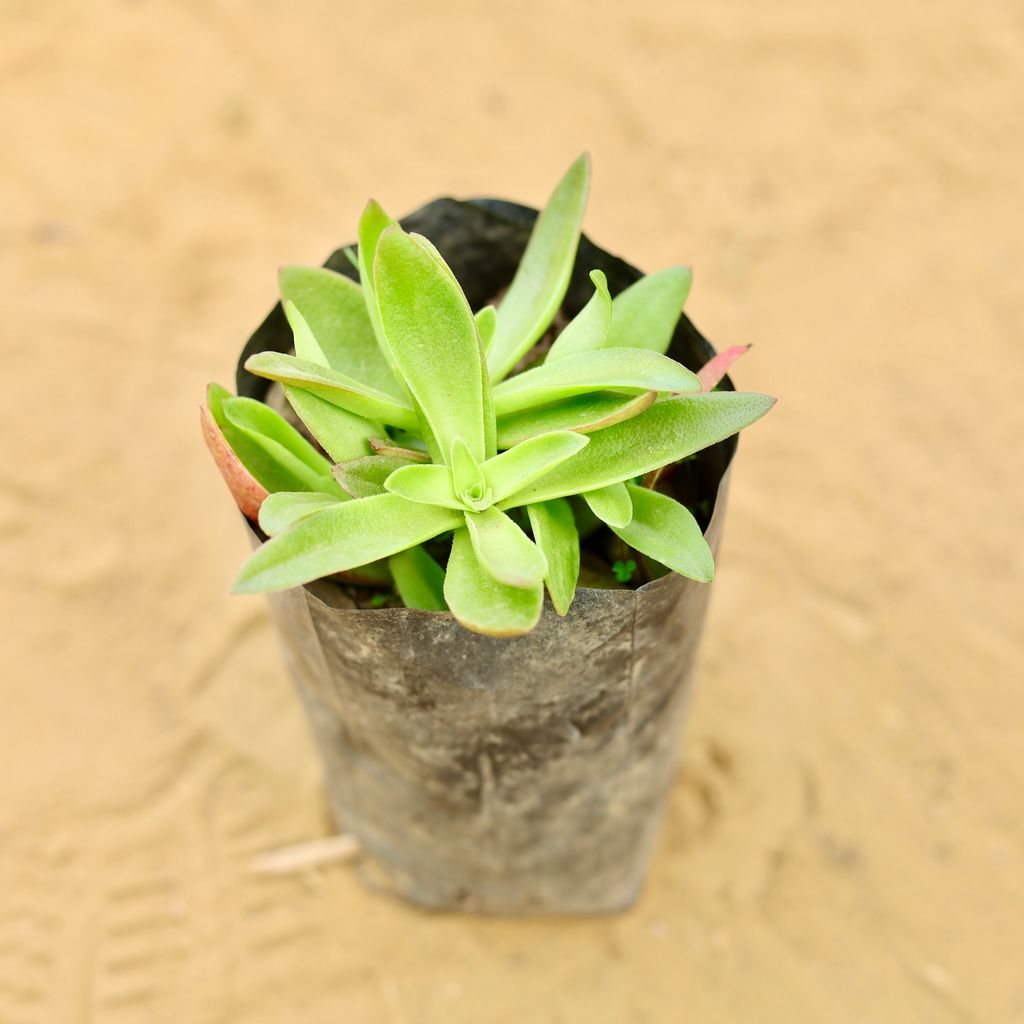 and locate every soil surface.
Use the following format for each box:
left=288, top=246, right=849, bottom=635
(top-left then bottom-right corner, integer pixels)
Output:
left=3, top=1, right=1022, bottom=1021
